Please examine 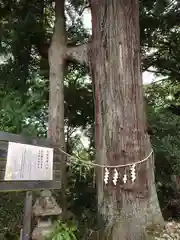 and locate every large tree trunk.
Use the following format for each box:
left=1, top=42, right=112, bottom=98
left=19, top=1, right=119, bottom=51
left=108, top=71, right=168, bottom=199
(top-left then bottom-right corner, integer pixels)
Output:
left=90, top=0, right=163, bottom=239
left=48, top=0, right=67, bottom=217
